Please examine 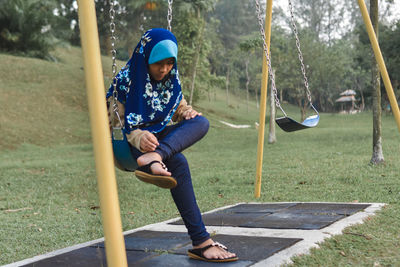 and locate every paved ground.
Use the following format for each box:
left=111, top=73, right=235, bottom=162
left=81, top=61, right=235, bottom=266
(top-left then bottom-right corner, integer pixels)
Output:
left=5, top=202, right=384, bottom=267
